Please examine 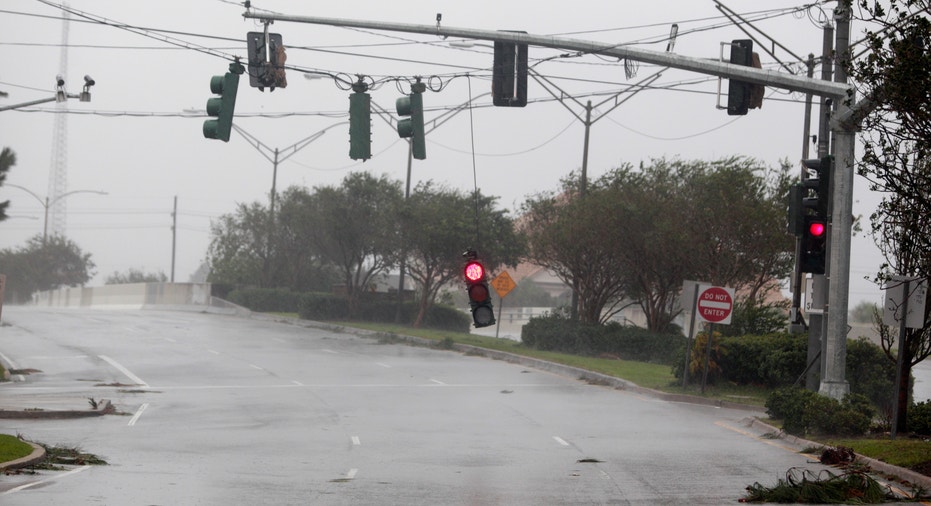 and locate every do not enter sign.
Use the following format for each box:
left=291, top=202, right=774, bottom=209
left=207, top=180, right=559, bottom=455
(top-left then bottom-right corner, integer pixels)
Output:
left=697, top=286, right=734, bottom=324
